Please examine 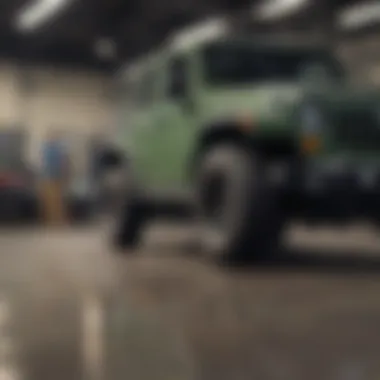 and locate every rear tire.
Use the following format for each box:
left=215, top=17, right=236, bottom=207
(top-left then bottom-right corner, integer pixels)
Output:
left=196, top=145, right=284, bottom=265
left=109, top=160, right=148, bottom=253
left=112, top=197, right=146, bottom=252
